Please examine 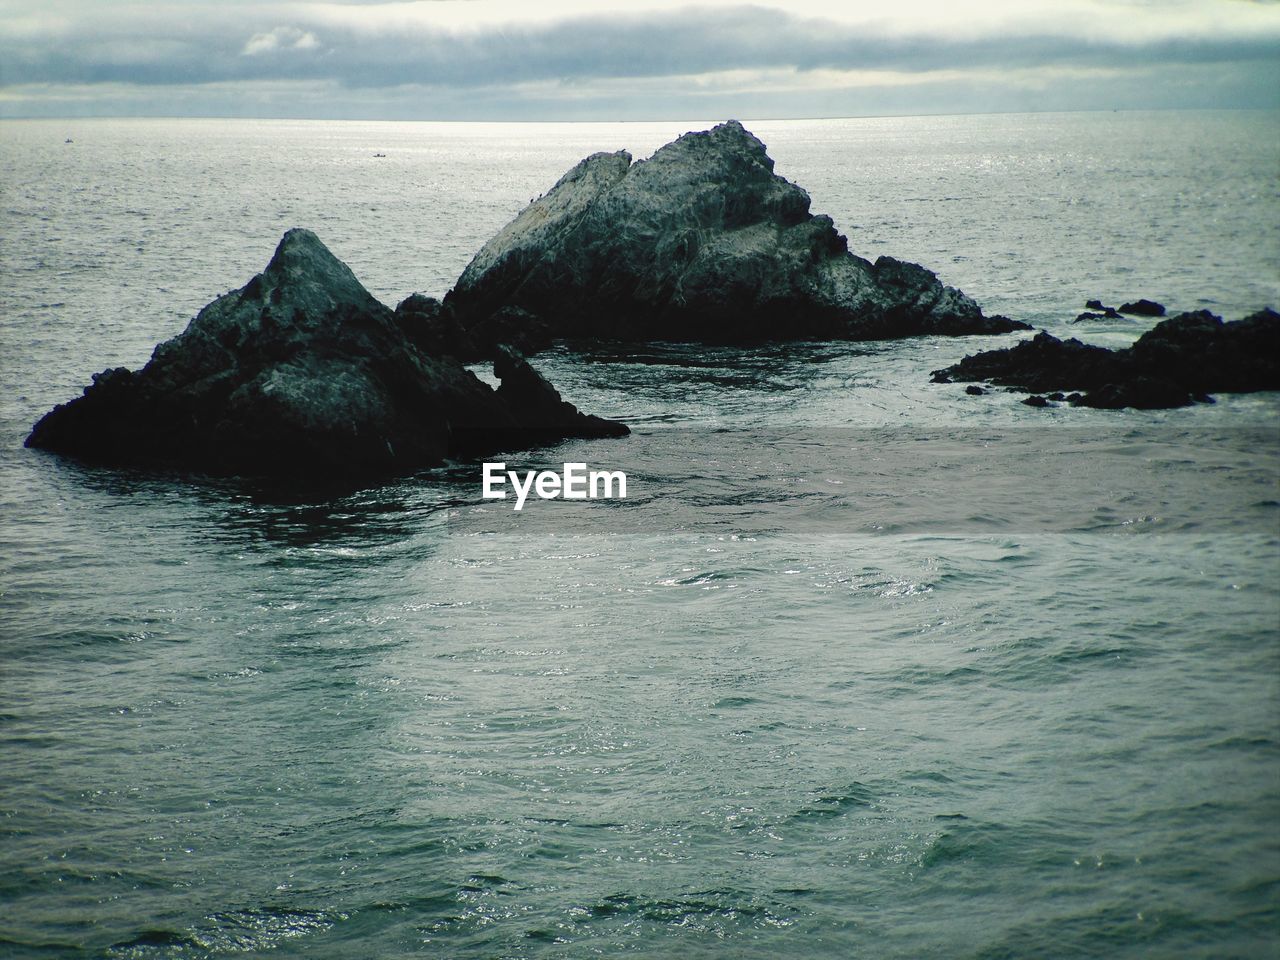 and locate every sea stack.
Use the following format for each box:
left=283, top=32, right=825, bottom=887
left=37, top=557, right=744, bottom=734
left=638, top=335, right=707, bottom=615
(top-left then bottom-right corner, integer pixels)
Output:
left=26, top=229, right=626, bottom=477
left=443, top=120, right=1027, bottom=353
